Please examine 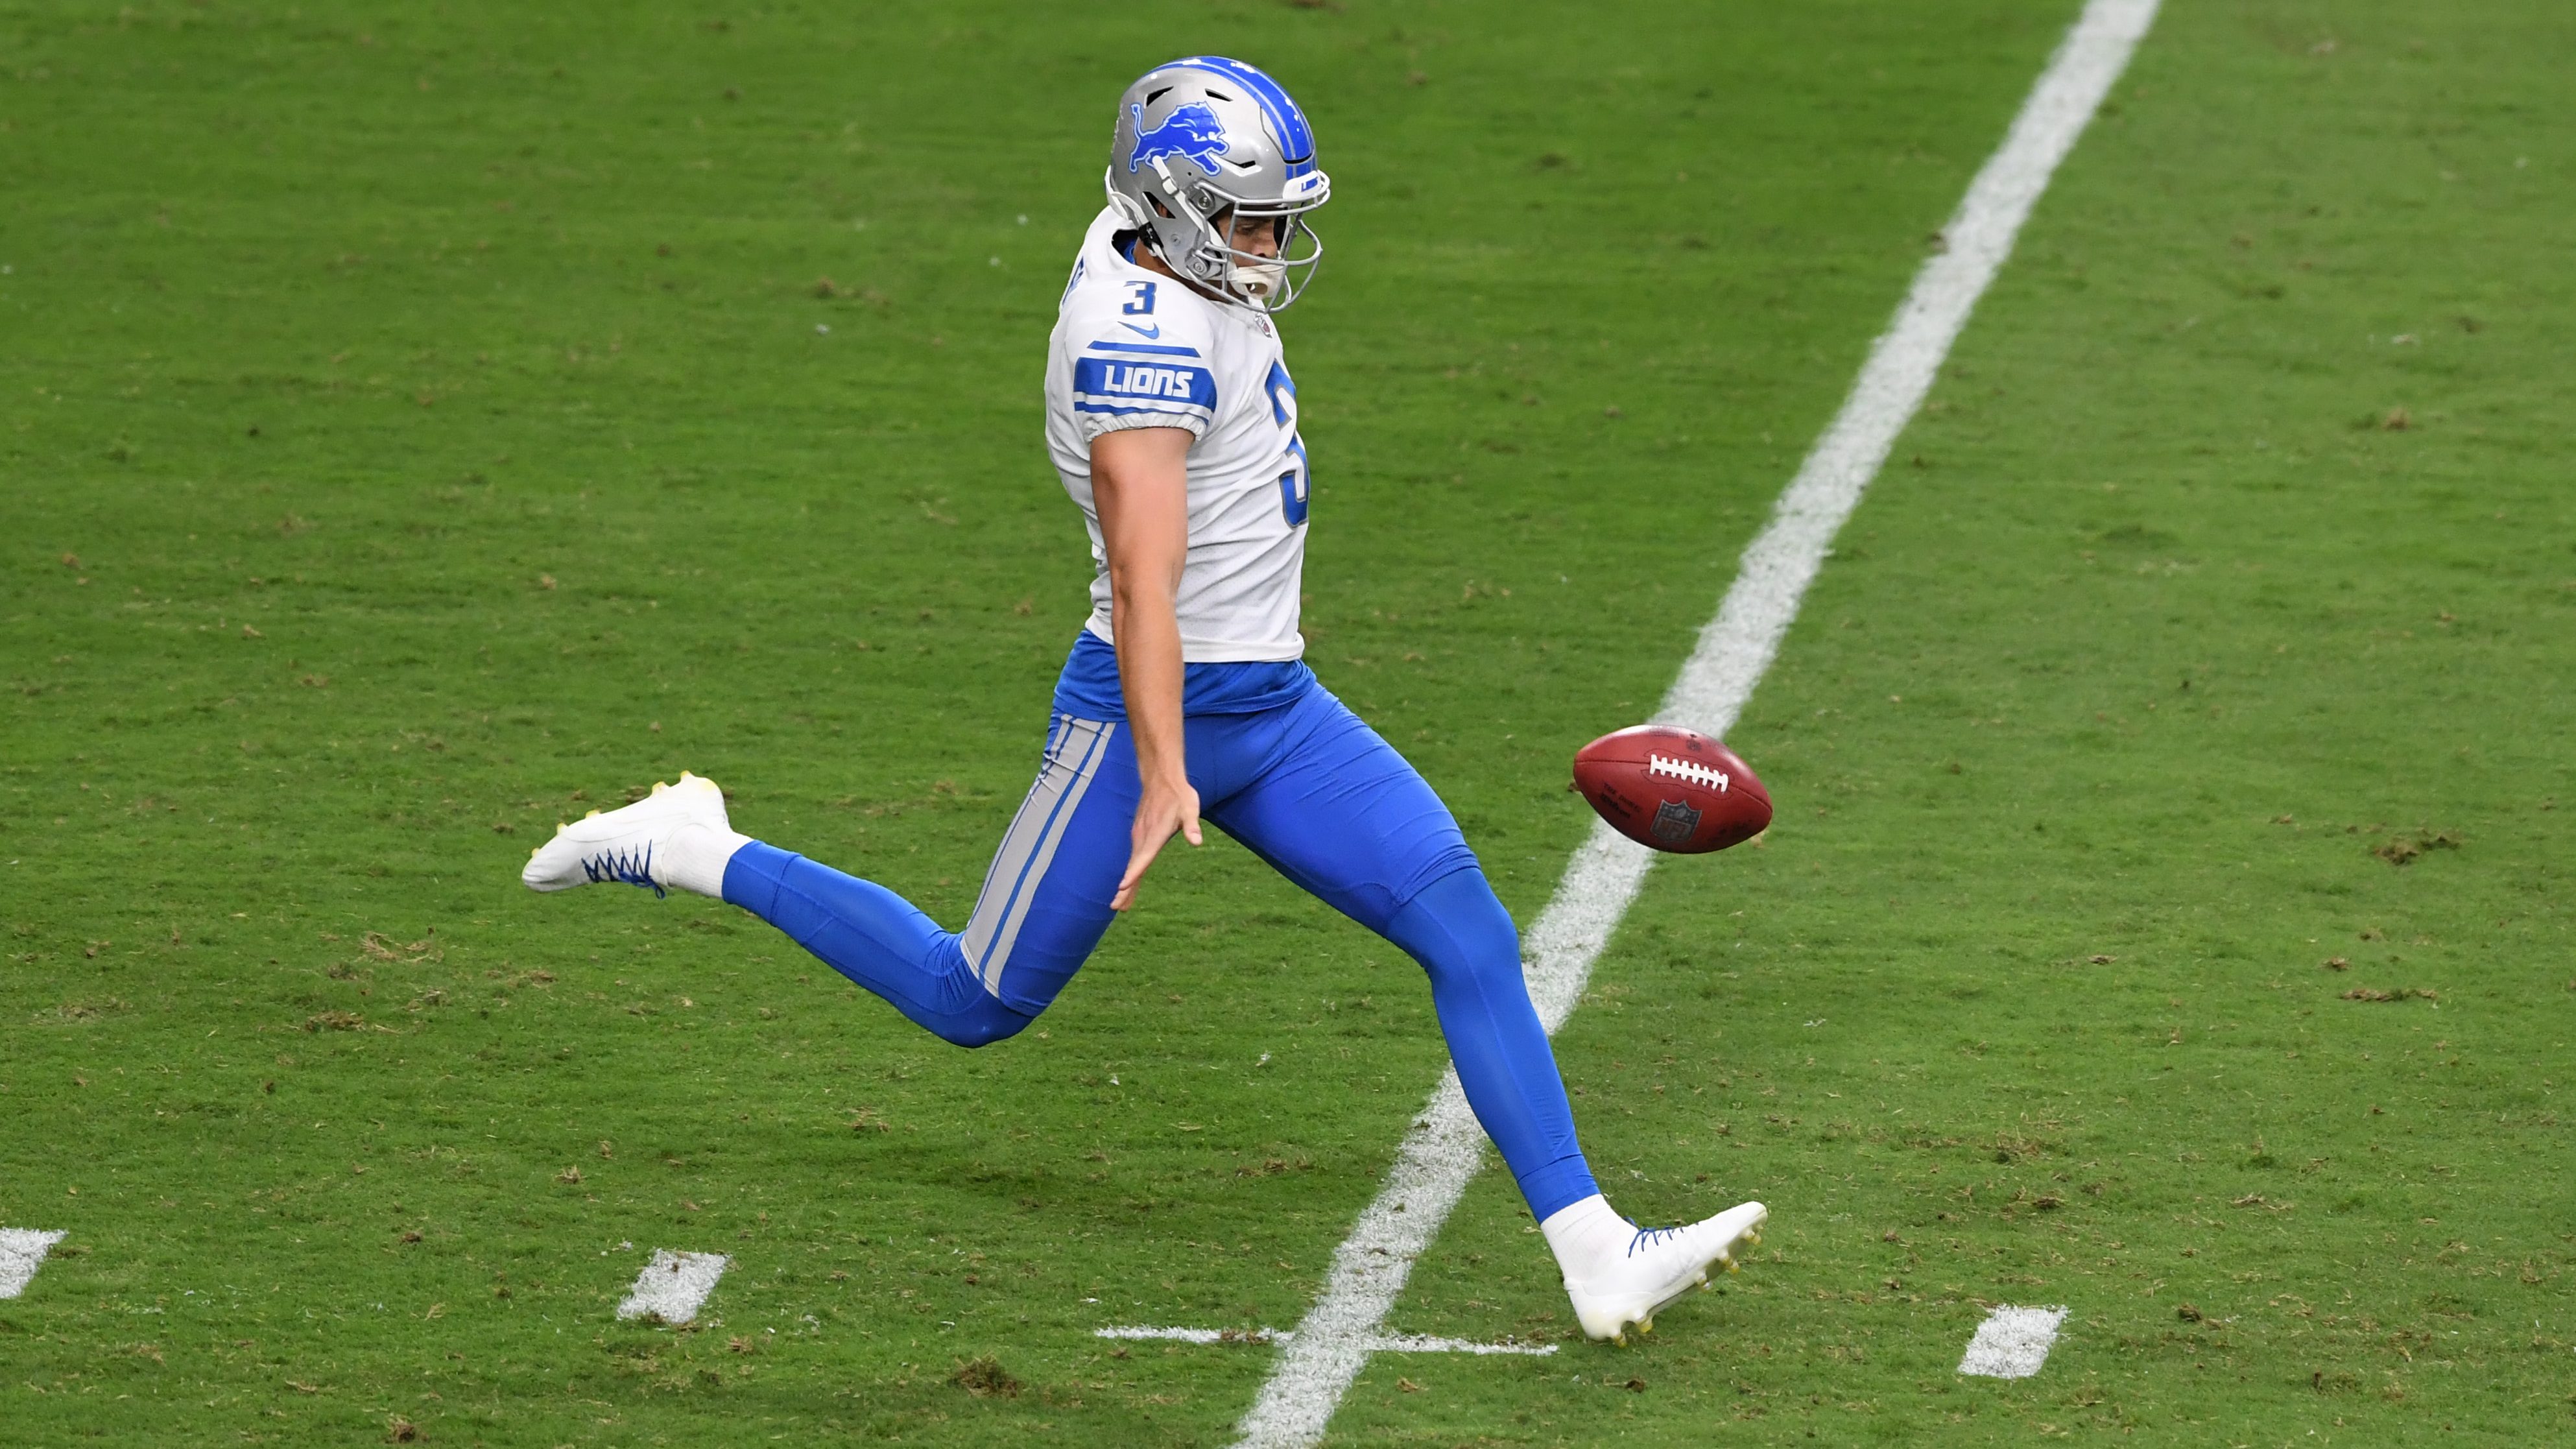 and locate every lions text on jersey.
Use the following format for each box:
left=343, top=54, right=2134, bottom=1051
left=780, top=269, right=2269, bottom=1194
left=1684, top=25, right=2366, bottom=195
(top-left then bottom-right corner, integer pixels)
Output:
left=1044, top=206, right=1311, bottom=663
